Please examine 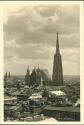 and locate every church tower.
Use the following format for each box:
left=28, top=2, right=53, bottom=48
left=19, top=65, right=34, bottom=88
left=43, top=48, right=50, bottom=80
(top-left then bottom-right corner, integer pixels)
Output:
left=25, top=68, right=30, bottom=85
left=9, top=72, right=10, bottom=79
left=30, top=67, right=37, bottom=86
left=52, top=32, right=63, bottom=86
left=36, top=67, right=41, bottom=85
